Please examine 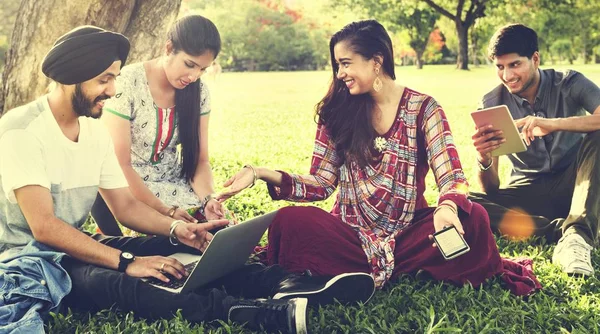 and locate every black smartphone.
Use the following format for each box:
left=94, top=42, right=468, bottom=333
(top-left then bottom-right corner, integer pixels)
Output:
left=432, top=225, right=470, bottom=260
